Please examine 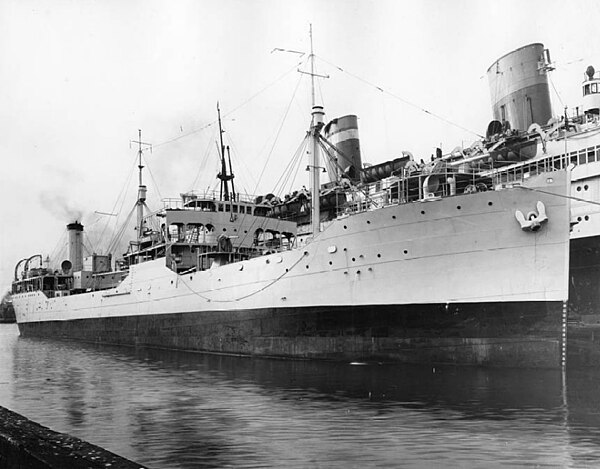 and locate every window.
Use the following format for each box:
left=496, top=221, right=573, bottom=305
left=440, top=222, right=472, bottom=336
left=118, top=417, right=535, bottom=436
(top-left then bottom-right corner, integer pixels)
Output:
left=570, top=152, right=578, bottom=165
left=585, top=84, right=591, bottom=95
left=218, top=204, right=224, bottom=212
left=593, top=83, right=598, bottom=94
